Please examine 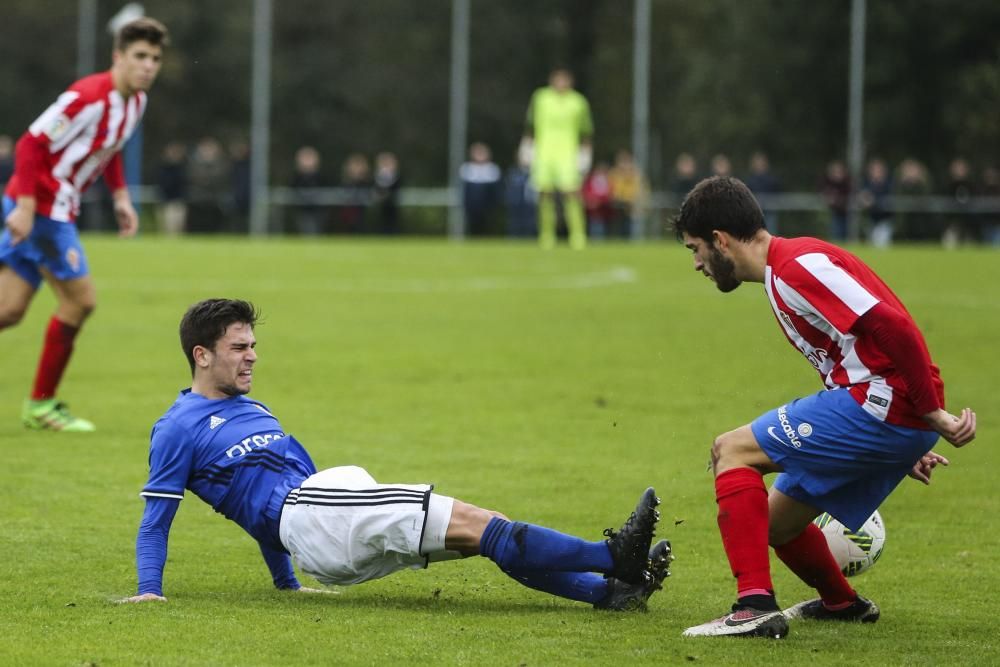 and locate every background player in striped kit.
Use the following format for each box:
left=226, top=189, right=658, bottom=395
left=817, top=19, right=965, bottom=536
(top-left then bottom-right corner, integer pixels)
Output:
left=121, top=299, right=672, bottom=611
left=0, top=17, right=168, bottom=431
left=673, top=176, right=976, bottom=639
